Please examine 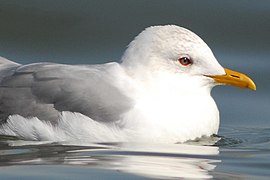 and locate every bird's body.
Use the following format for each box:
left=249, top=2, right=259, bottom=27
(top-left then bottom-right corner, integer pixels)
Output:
left=0, top=25, right=255, bottom=143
